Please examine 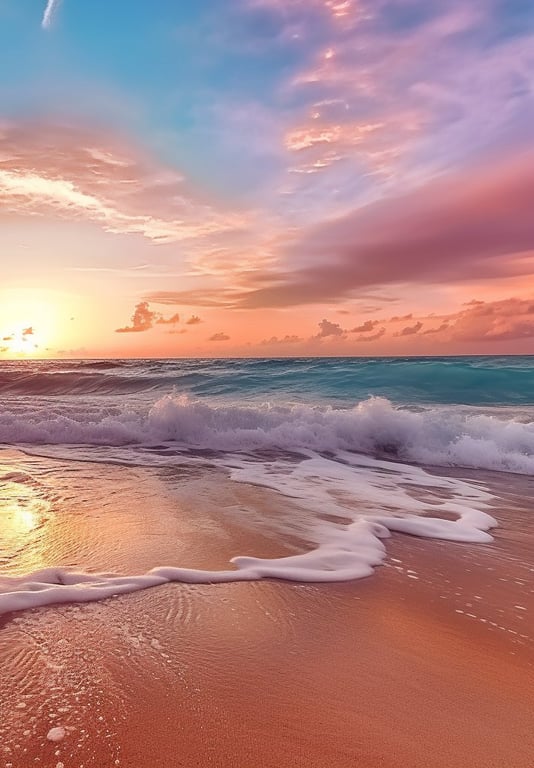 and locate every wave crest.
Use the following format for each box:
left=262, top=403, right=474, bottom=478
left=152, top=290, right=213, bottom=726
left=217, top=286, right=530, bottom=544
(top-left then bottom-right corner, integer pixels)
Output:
left=1, top=395, right=533, bottom=474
